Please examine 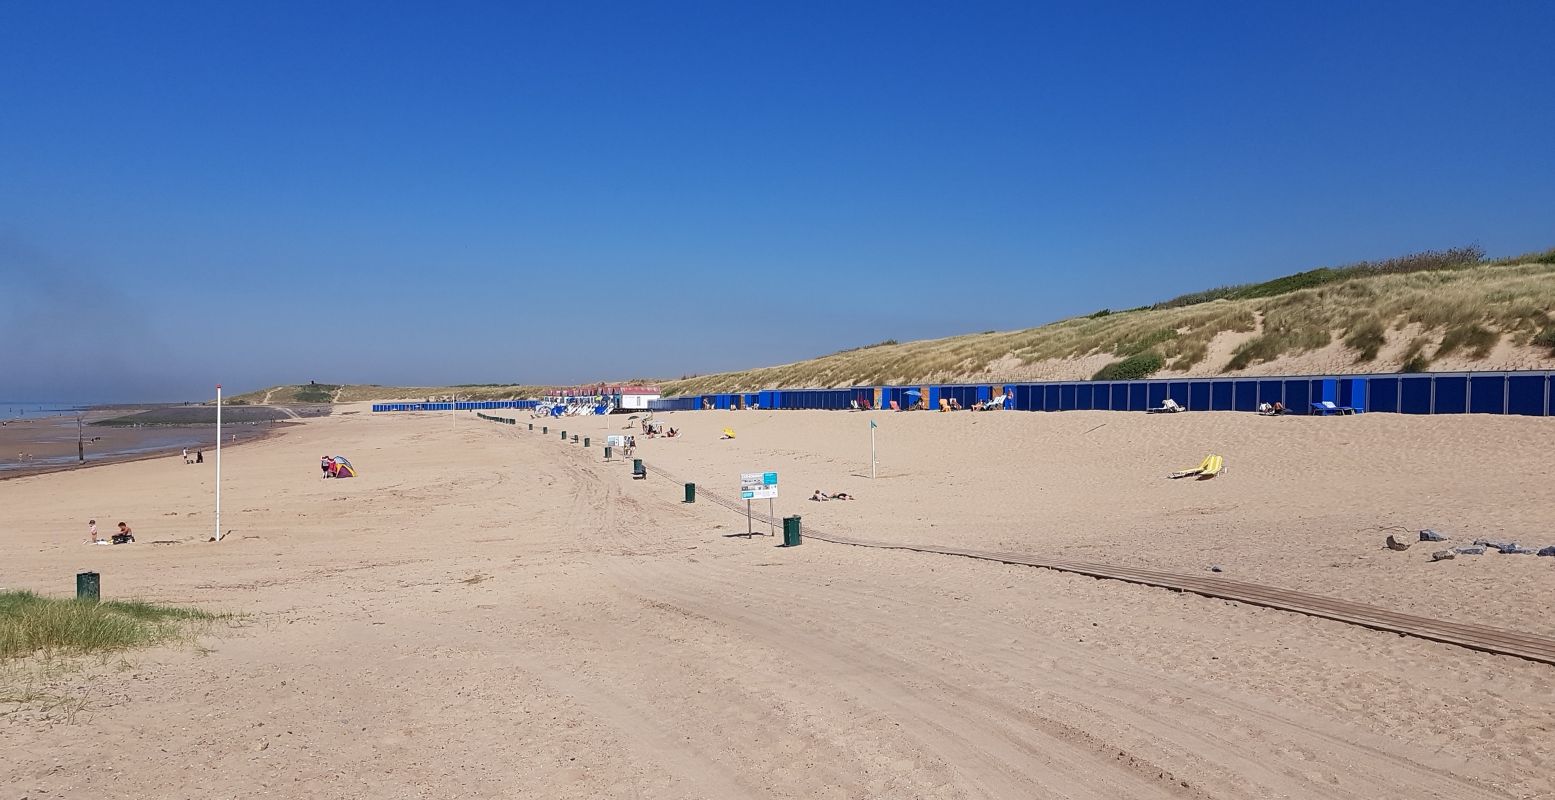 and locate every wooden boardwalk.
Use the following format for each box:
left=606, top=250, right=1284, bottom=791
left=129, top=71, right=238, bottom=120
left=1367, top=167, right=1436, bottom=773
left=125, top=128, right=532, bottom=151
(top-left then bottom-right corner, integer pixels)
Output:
left=643, top=461, right=1555, bottom=667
